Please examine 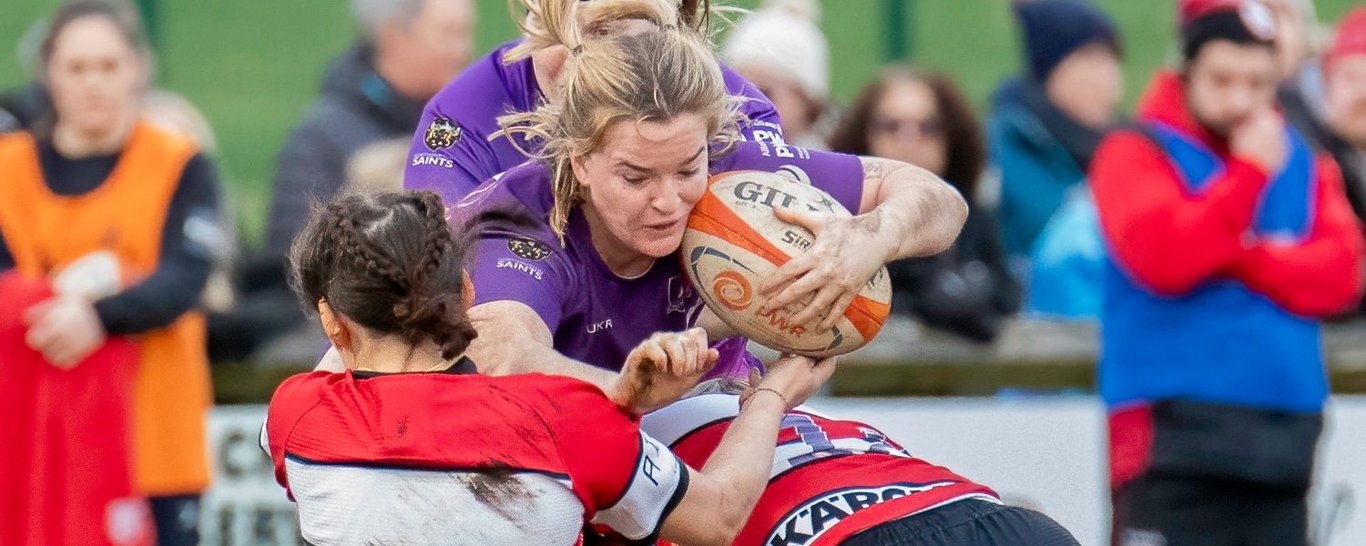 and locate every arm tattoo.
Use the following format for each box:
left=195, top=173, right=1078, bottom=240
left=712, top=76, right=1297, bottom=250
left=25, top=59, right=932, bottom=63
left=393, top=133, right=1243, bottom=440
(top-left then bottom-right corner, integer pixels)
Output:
left=863, top=158, right=890, bottom=185
left=862, top=157, right=956, bottom=257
